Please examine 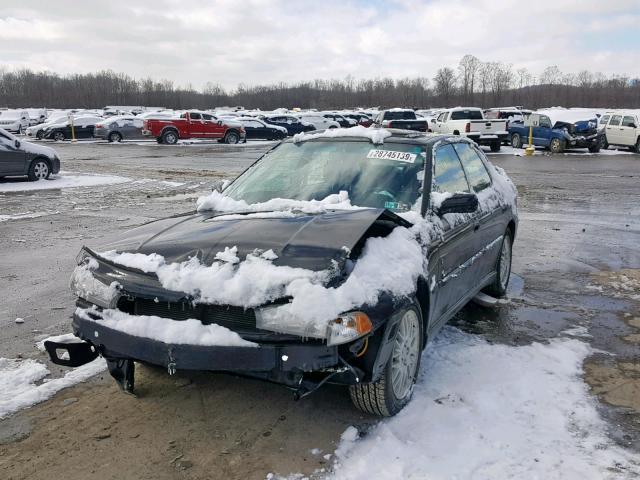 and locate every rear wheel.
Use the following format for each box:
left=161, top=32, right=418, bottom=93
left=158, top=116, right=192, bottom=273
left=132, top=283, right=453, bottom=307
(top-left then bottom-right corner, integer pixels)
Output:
left=36, top=130, right=44, bottom=140
left=161, top=130, right=178, bottom=145
left=223, top=131, right=239, bottom=144
left=490, top=141, right=501, bottom=152
left=108, top=131, right=122, bottom=143
left=349, top=301, right=422, bottom=417
left=511, top=133, right=522, bottom=148
left=27, top=158, right=51, bottom=181
left=53, top=131, right=65, bottom=142
left=549, top=137, right=565, bottom=153
left=484, top=230, right=513, bottom=297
